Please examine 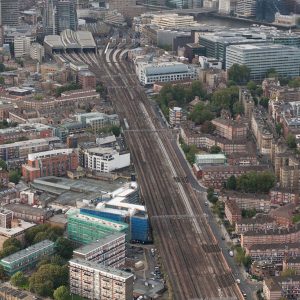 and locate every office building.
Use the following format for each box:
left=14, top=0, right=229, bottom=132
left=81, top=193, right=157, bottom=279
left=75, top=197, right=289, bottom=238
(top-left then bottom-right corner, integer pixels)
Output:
left=136, top=61, right=197, bottom=85
left=81, top=147, right=130, bottom=173
left=226, top=43, right=300, bottom=80
left=151, top=14, right=197, bottom=29
left=67, top=210, right=128, bottom=245
left=73, top=233, right=126, bottom=267
left=14, top=36, right=33, bottom=58
left=236, top=0, right=256, bottom=17
left=76, top=112, right=120, bottom=131
left=0, top=240, right=55, bottom=275
left=22, top=149, right=79, bottom=182
left=0, top=0, right=19, bottom=26
left=42, top=0, right=77, bottom=35
left=69, top=258, right=134, bottom=300
left=0, top=209, right=13, bottom=229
